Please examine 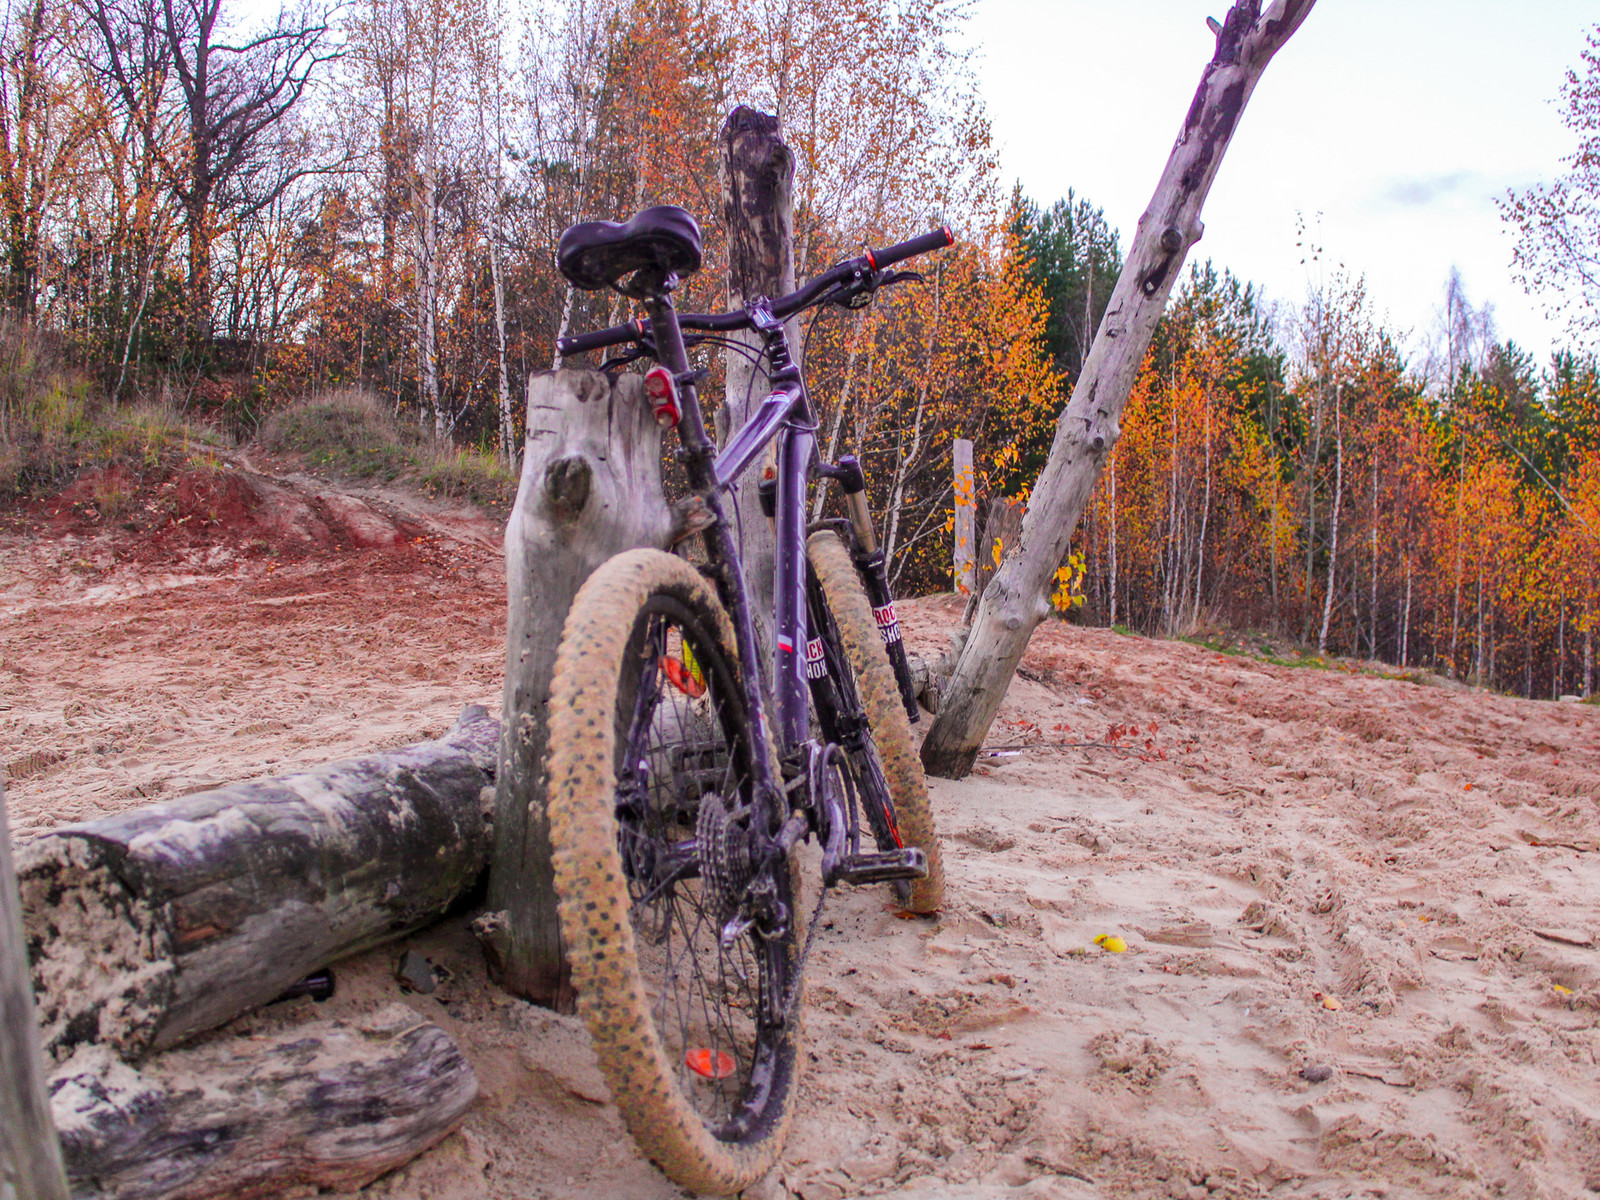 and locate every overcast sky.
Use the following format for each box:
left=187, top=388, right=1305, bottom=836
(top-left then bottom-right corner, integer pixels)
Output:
left=964, top=1, right=1597, bottom=369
